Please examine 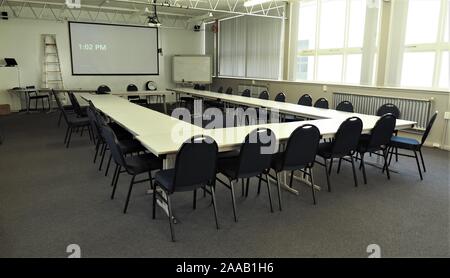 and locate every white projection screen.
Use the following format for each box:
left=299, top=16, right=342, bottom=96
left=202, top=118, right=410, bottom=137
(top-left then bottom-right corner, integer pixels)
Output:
left=69, top=22, right=159, bottom=75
